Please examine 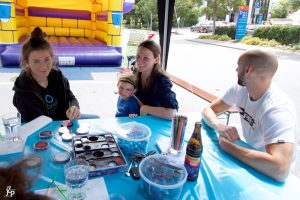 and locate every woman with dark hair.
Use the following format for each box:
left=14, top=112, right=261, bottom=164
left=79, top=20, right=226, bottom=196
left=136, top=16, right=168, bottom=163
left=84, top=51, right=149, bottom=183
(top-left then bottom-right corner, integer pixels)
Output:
left=135, top=40, right=178, bottom=120
left=0, top=156, right=50, bottom=200
left=13, top=27, right=81, bottom=122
